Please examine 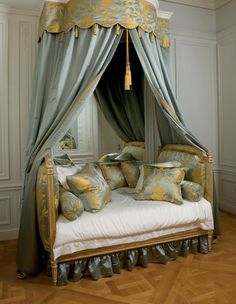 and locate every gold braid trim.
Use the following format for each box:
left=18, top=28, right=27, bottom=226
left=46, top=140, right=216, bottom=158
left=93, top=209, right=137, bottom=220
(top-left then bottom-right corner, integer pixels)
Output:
left=155, top=90, right=180, bottom=123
